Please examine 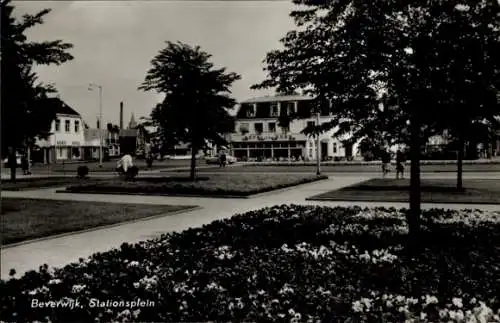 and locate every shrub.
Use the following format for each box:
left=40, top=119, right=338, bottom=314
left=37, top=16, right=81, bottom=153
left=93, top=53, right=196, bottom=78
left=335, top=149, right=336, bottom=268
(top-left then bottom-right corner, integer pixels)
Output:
left=76, top=166, right=89, bottom=178
left=125, top=165, right=139, bottom=180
